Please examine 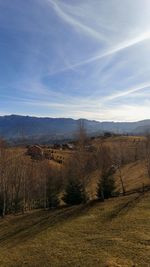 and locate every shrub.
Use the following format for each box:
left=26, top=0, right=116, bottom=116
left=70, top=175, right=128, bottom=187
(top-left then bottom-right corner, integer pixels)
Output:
left=63, top=177, right=87, bottom=205
left=47, top=190, right=60, bottom=208
left=97, top=166, right=116, bottom=200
